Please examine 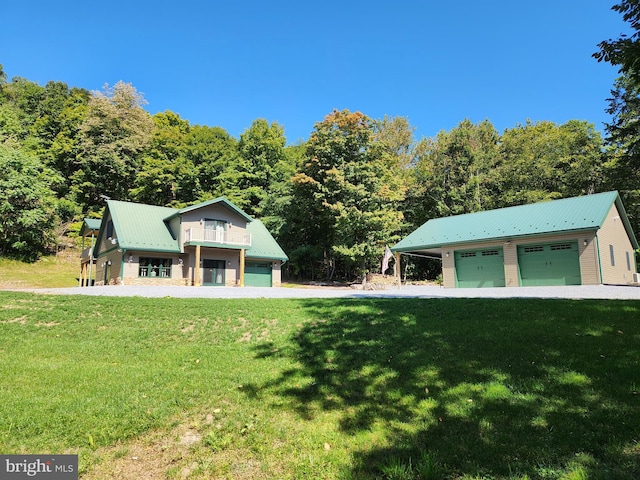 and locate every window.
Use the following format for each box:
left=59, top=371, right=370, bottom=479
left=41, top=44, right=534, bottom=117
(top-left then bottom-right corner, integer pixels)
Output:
left=550, top=243, right=572, bottom=251
left=204, top=219, right=227, bottom=242
left=626, top=251, right=632, bottom=271
left=524, top=246, right=544, bottom=253
left=139, top=258, right=172, bottom=278
left=610, top=245, right=615, bottom=267
left=482, top=250, right=500, bottom=256
left=460, top=252, right=476, bottom=258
